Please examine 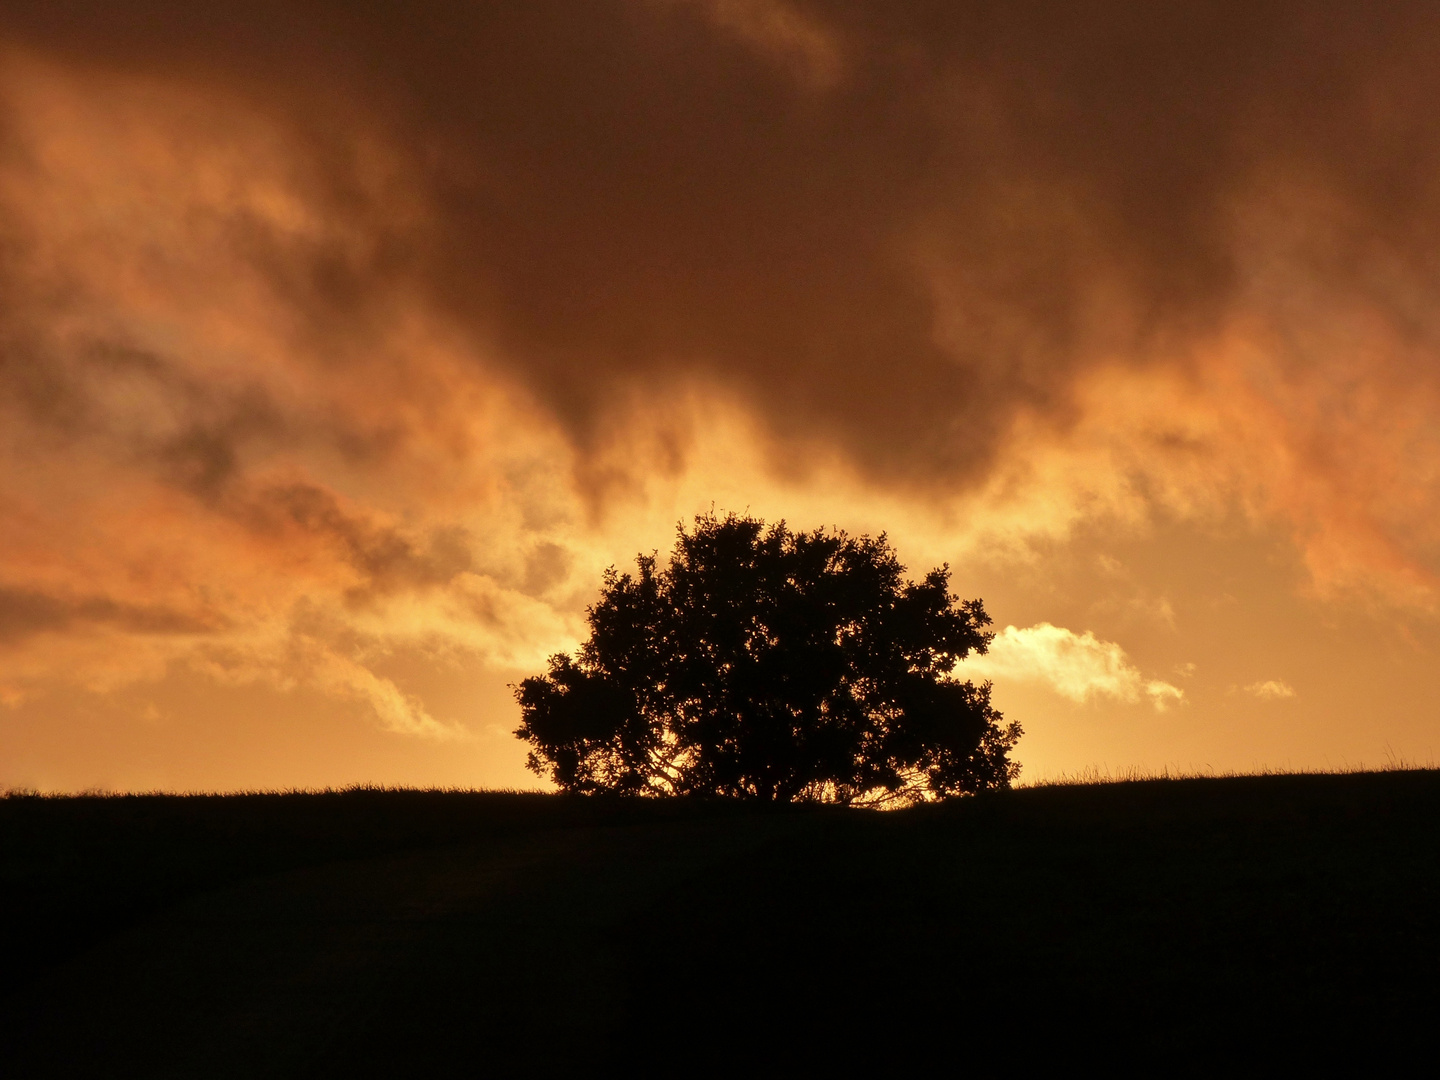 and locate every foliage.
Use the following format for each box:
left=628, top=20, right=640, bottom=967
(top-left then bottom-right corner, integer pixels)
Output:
left=514, top=513, right=1021, bottom=804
